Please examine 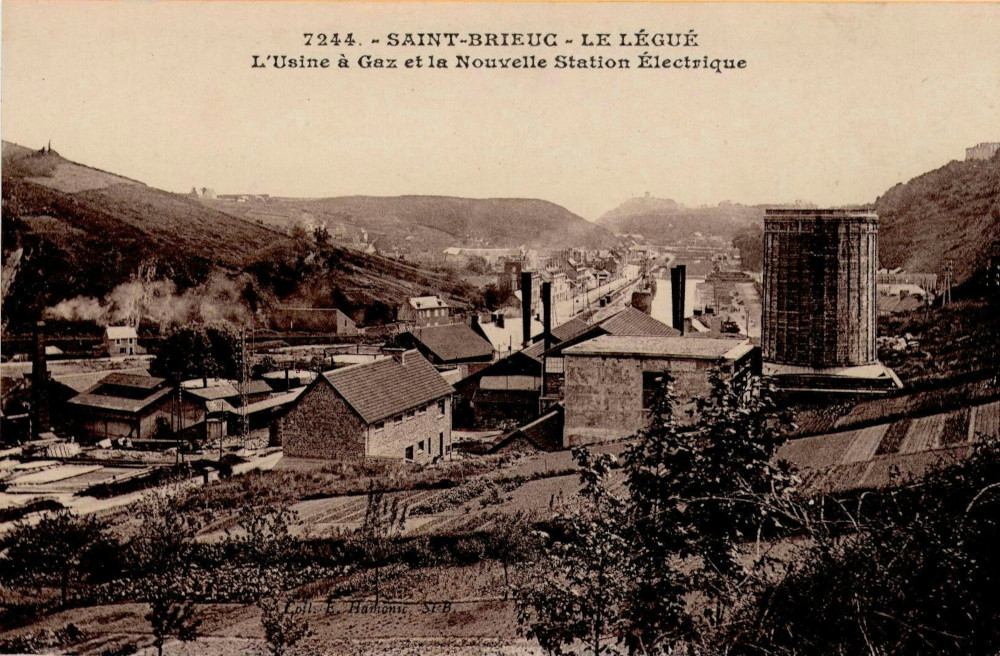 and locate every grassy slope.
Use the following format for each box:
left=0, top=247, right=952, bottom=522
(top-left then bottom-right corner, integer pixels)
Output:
left=1, top=142, right=475, bottom=327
